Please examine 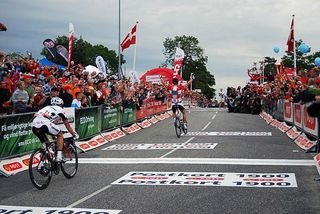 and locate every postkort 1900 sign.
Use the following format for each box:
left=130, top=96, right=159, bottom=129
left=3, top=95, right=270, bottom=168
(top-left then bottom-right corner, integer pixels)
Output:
left=112, top=171, right=297, bottom=188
